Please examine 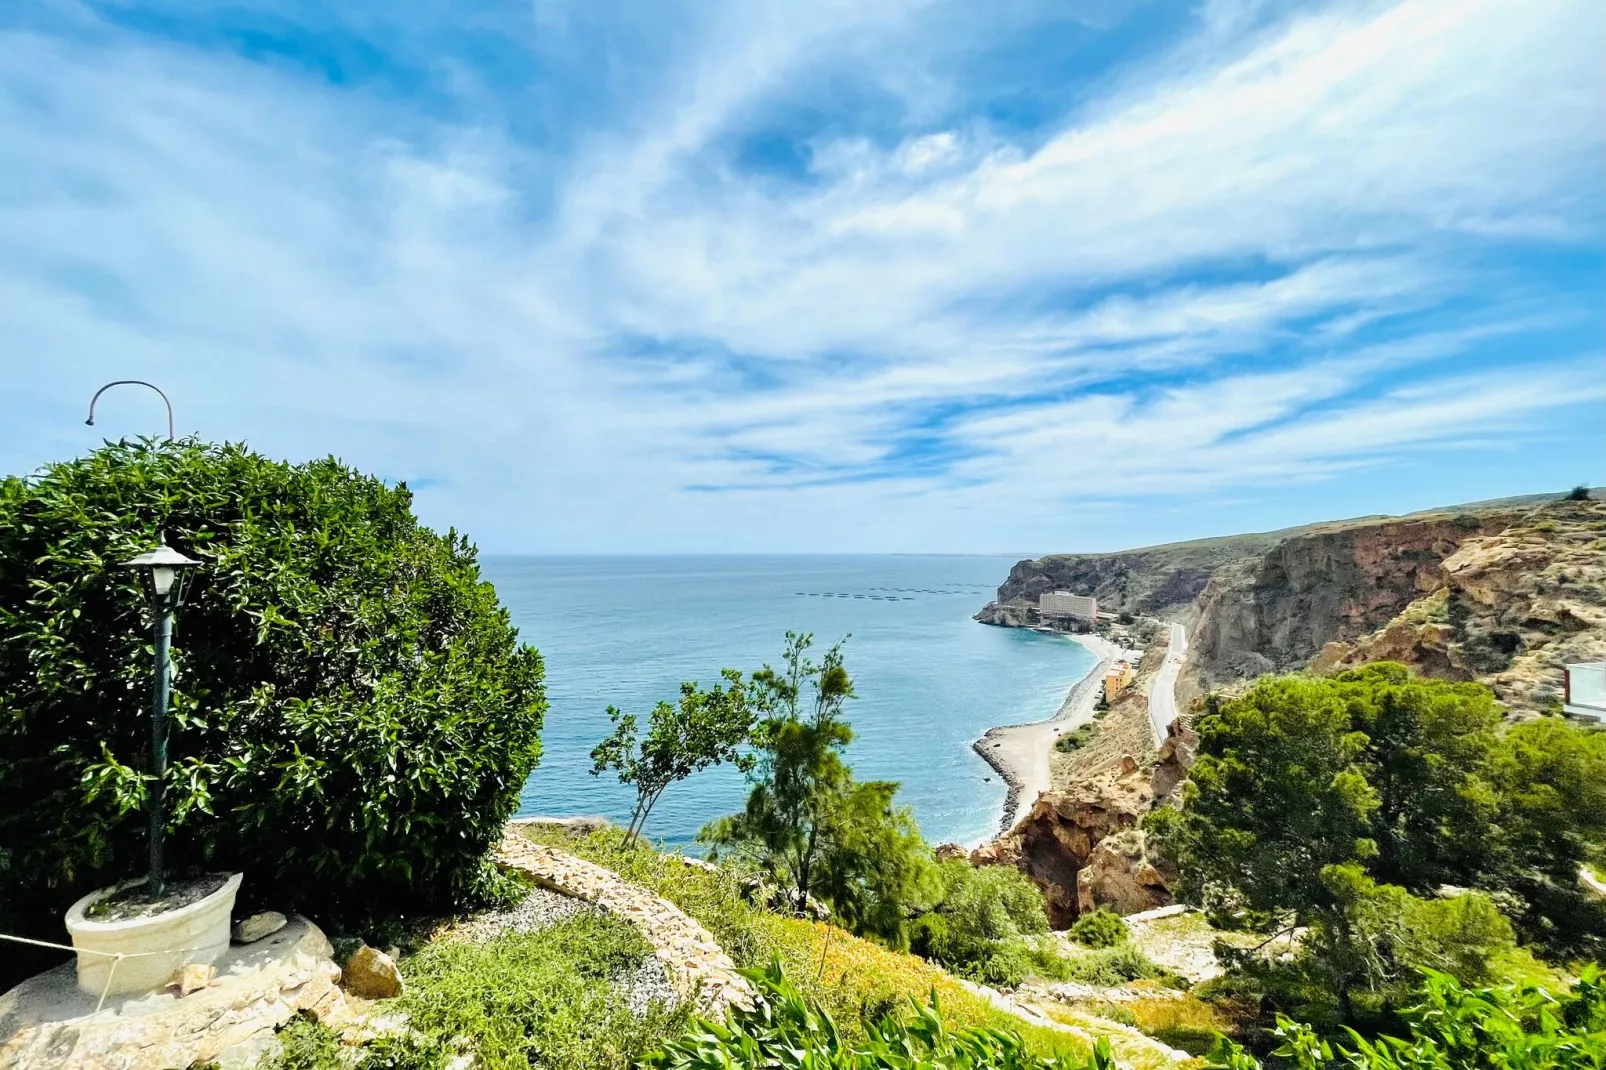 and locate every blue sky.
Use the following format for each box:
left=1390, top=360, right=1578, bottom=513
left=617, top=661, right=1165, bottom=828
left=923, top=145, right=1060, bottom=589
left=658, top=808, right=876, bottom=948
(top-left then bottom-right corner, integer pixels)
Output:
left=2, top=0, right=1602, bottom=553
